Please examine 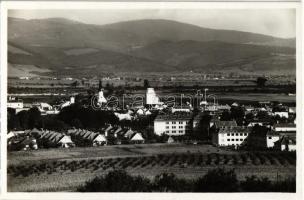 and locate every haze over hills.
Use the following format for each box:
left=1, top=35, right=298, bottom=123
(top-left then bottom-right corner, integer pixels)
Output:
left=7, top=17, right=296, bottom=76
